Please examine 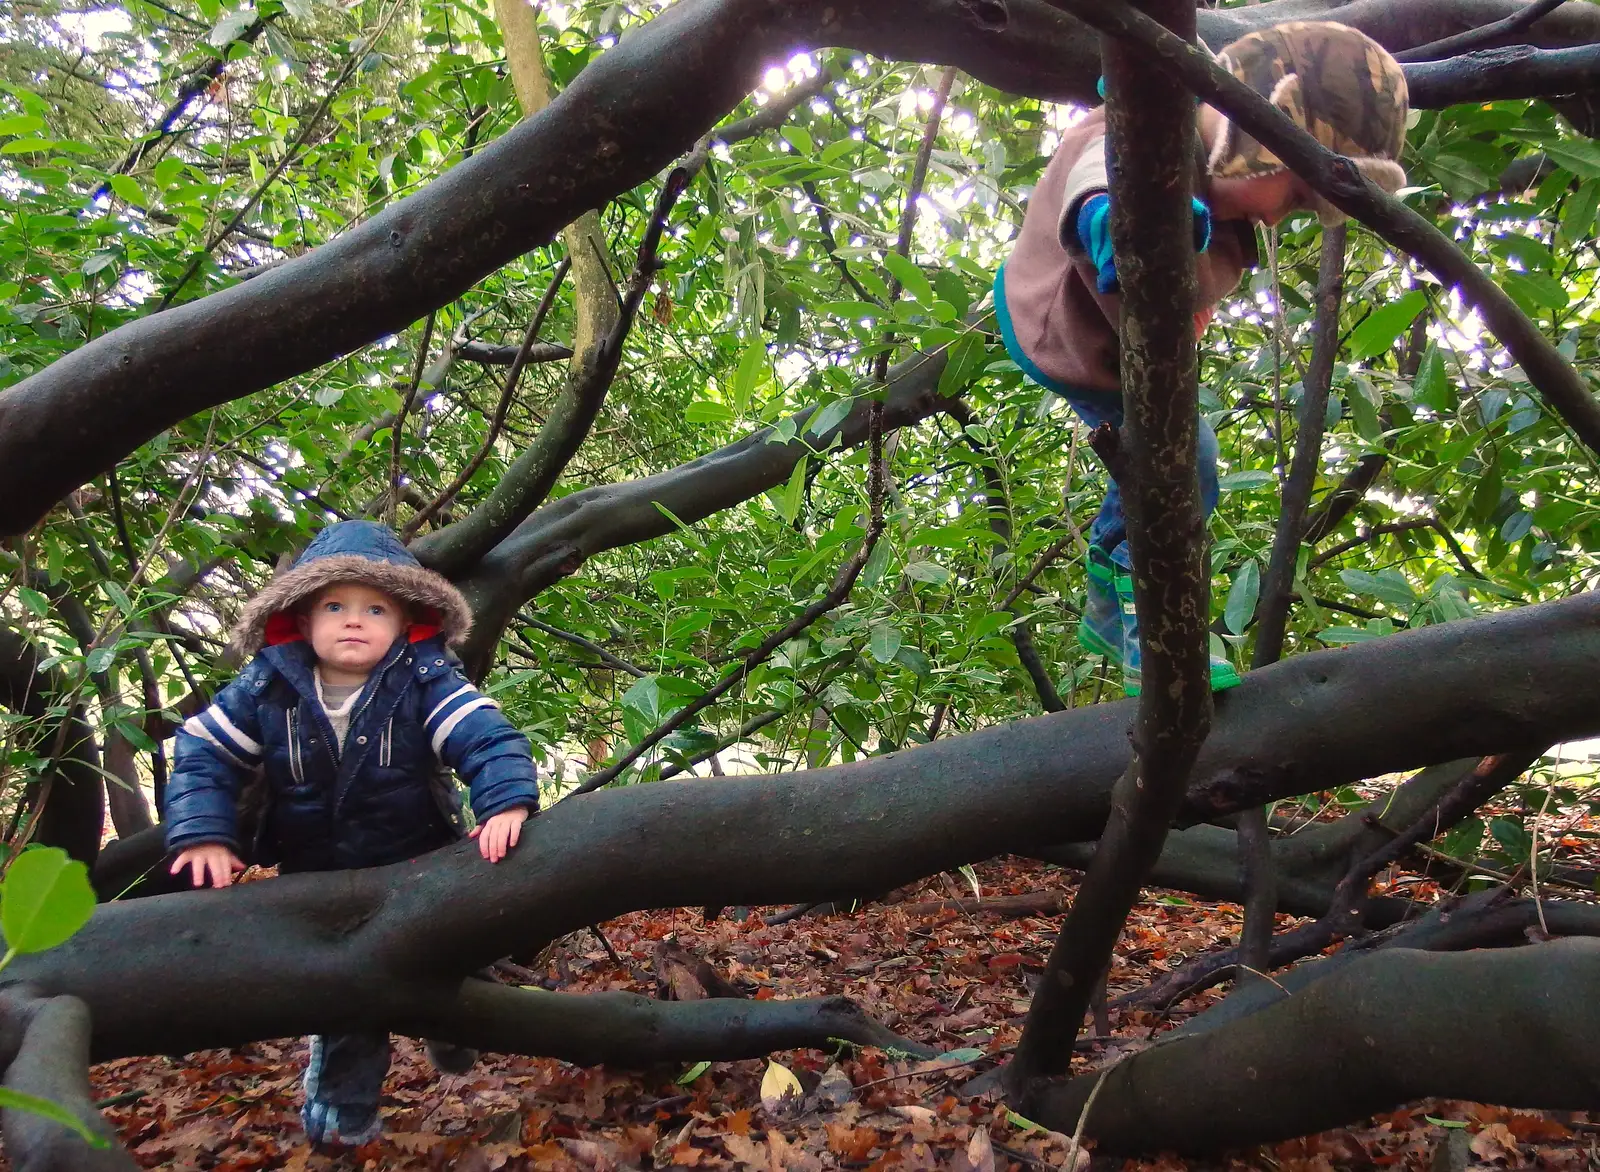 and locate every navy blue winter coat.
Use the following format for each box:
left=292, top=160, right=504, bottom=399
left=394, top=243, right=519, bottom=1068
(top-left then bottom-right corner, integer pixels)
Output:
left=163, top=521, right=539, bottom=873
